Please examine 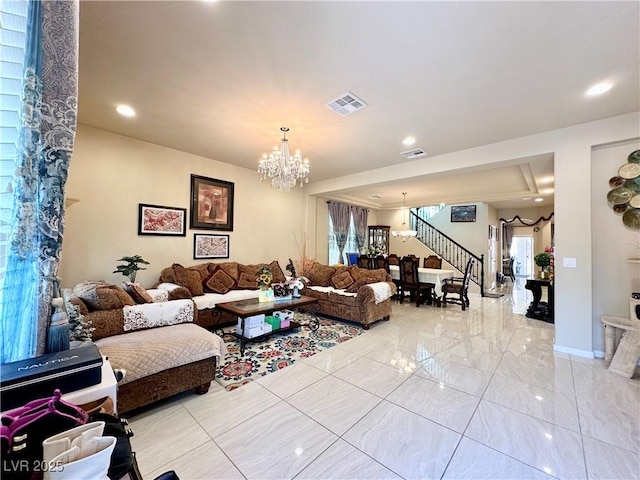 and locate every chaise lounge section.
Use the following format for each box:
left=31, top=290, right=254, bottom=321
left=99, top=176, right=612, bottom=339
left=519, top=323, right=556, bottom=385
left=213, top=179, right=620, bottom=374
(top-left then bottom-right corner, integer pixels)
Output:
left=64, top=283, right=226, bottom=414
